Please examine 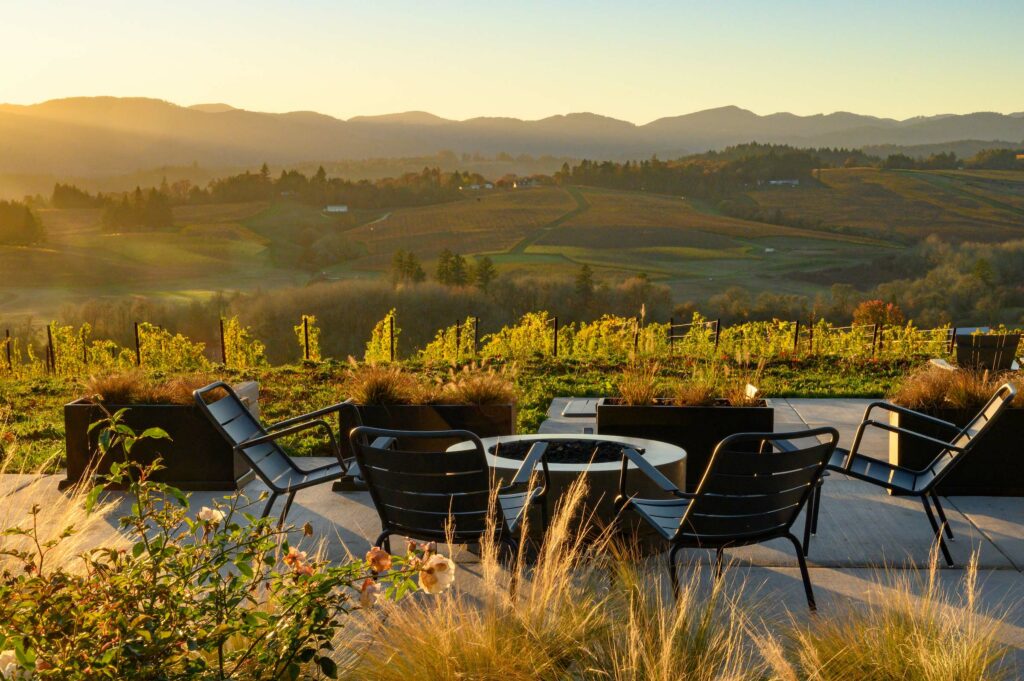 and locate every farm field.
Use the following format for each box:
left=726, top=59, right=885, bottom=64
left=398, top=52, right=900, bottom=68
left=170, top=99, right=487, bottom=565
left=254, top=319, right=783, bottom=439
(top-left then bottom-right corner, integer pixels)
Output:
left=746, top=168, right=1024, bottom=242
left=3, top=168, right=1023, bottom=321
